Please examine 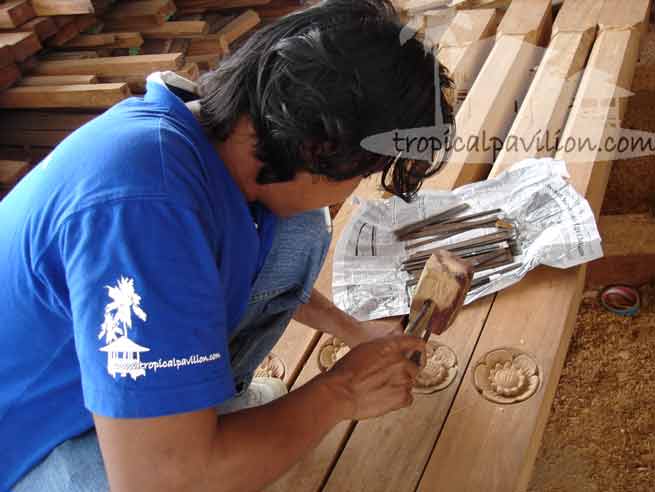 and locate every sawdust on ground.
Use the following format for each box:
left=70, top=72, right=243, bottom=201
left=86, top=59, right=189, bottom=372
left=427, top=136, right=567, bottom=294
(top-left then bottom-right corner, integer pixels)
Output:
left=528, top=285, right=655, bottom=492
